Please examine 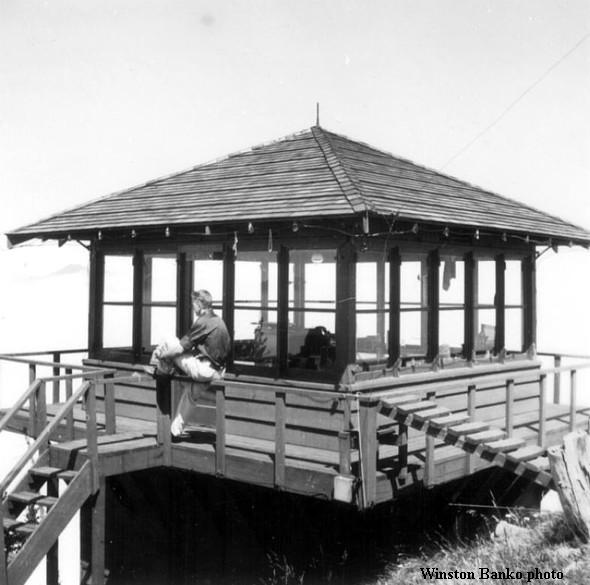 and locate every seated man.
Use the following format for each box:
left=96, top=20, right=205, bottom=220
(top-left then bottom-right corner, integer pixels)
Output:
left=149, top=289, right=231, bottom=437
